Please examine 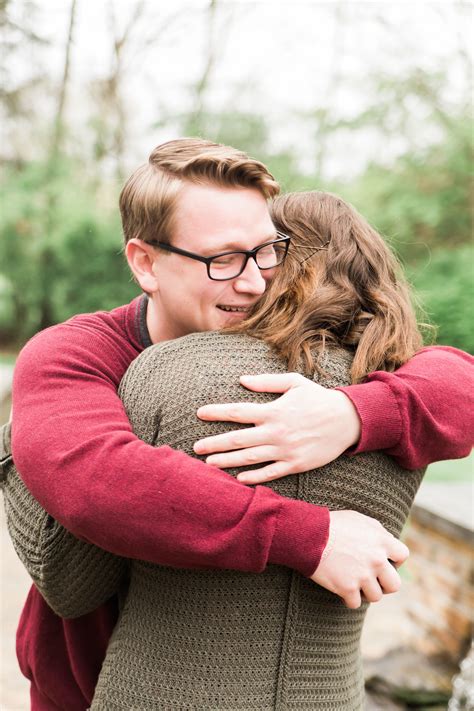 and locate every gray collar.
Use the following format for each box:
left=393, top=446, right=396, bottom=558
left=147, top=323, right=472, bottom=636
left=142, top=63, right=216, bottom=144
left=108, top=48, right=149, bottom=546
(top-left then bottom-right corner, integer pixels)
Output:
left=138, top=294, right=153, bottom=349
